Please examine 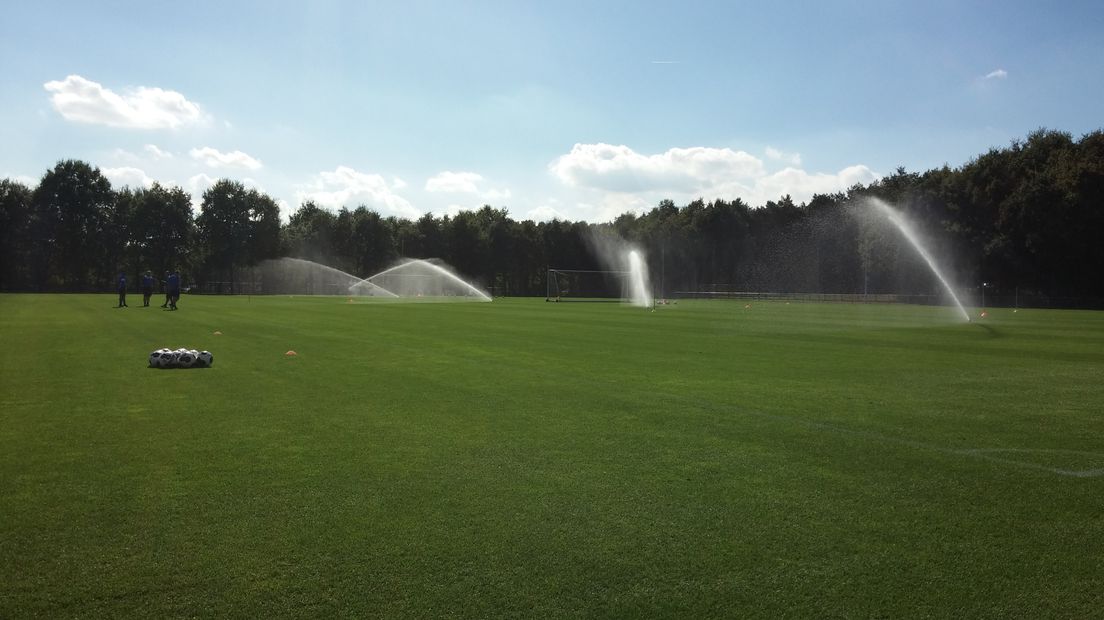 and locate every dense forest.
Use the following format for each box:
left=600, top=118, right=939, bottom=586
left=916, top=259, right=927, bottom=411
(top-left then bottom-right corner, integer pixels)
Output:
left=2, top=129, right=1102, bottom=306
